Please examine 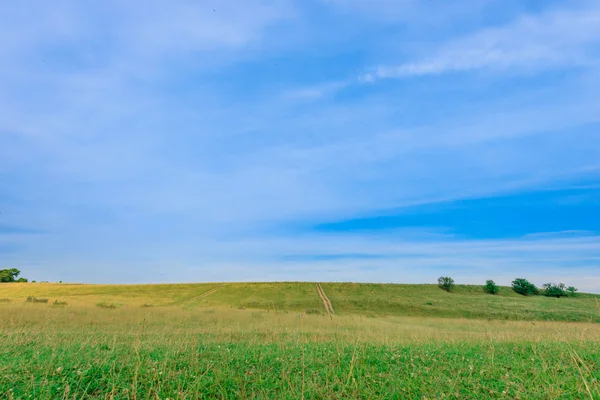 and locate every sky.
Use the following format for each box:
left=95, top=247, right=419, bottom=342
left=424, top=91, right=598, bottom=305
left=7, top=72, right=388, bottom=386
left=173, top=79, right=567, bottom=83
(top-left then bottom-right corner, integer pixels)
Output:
left=1, top=0, right=600, bottom=291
